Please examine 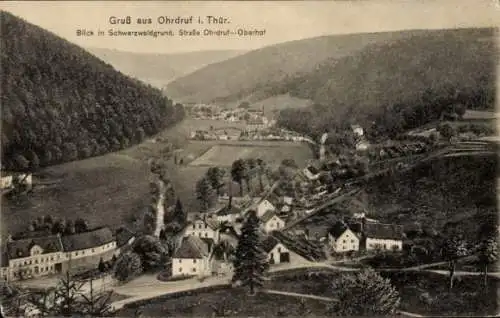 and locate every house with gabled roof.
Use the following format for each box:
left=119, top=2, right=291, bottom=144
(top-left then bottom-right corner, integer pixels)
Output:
left=6, top=234, right=65, bottom=280
left=184, top=217, right=220, bottom=243
left=327, top=221, right=361, bottom=253
left=302, top=164, right=321, bottom=181
left=213, top=205, right=242, bottom=224
left=255, top=199, right=276, bottom=218
left=260, top=210, right=285, bottom=233
left=262, top=232, right=326, bottom=266
left=172, top=236, right=213, bottom=278
left=362, top=222, right=404, bottom=251
left=61, top=227, right=116, bottom=270
left=115, top=227, right=136, bottom=255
